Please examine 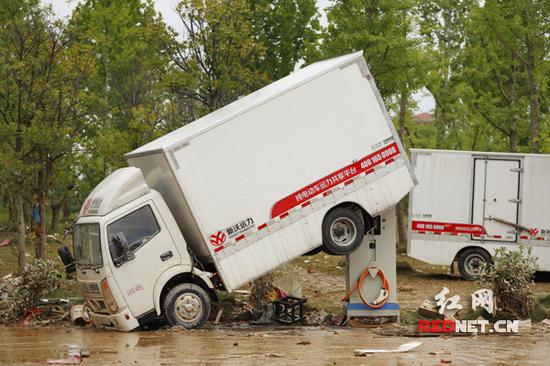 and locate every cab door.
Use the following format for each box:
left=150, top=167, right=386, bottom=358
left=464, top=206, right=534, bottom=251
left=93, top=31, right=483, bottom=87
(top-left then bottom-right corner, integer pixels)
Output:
left=107, top=201, right=180, bottom=317
left=472, top=158, right=521, bottom=241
